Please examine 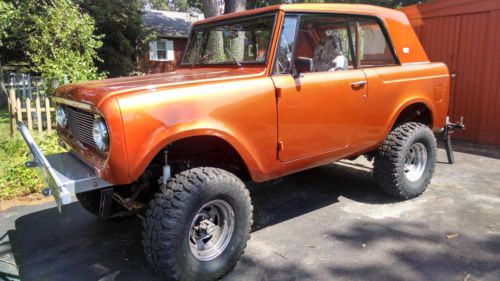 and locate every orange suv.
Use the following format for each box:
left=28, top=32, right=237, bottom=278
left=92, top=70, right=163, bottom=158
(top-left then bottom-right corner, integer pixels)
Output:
left=18, top=4, right=450, bottom=281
